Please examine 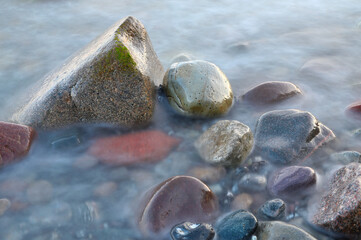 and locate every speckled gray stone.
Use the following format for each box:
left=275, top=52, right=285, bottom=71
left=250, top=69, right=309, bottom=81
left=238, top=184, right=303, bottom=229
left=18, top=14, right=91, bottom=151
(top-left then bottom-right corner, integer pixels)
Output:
left=163, top=60, right=233, bottom=117
left=255, top=221, right=317, bottom=240
left=195, top=120, right=253, bottom=167
left=254, top=109, right=335, bottom=164
left=12, top=16, right=164, bottom=129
